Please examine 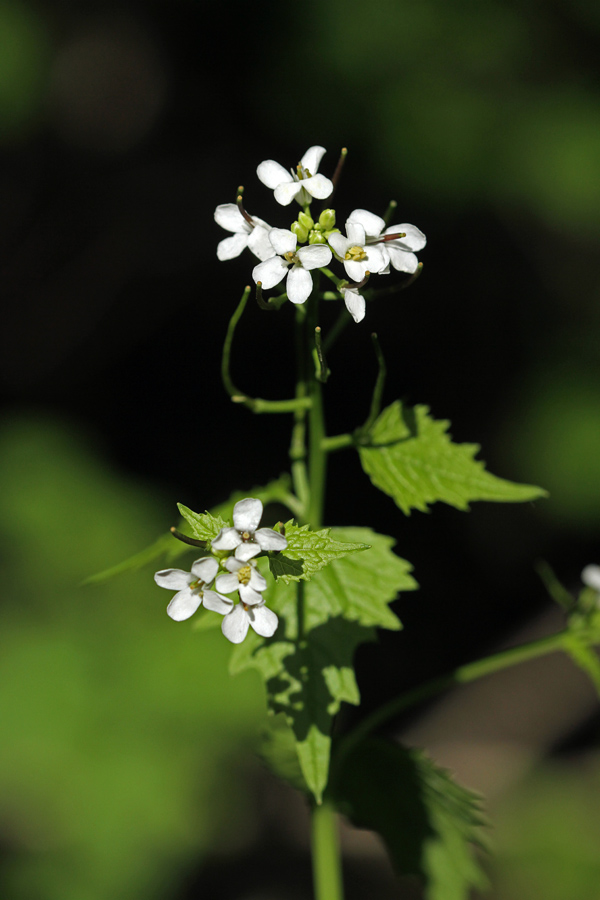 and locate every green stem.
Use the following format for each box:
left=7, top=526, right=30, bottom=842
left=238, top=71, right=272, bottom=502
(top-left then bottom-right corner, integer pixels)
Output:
left=334, top=630, right=570, bottom=770
left=311, top=801, right=343, bottom=900
left=305, top=289, right=327, bottom=530
left=321, top=433, right=354, bottom=453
